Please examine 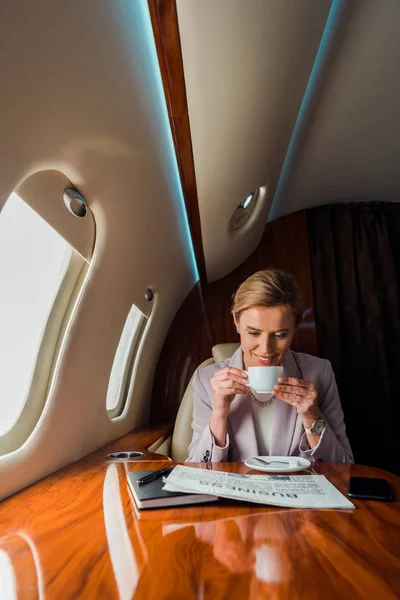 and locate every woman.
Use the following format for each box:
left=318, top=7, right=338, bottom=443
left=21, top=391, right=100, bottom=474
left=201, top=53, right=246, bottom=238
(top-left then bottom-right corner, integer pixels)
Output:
left=187, top=268, right=353, bottom=463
